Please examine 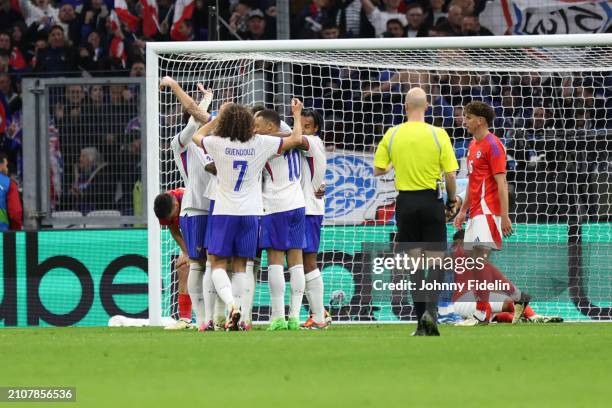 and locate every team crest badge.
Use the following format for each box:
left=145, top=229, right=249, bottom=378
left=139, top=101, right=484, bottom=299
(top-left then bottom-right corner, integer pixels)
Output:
left=476, top=150, right=482, bottom=159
